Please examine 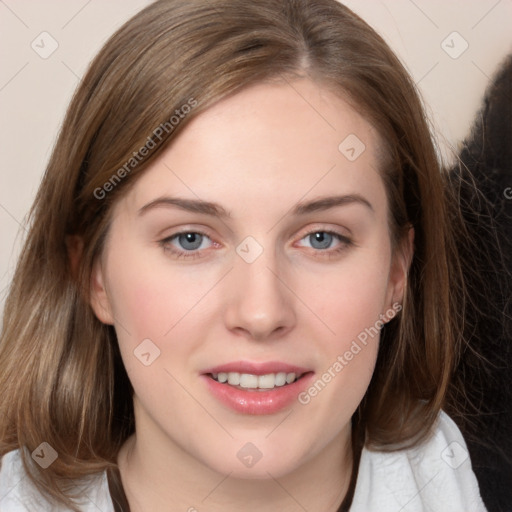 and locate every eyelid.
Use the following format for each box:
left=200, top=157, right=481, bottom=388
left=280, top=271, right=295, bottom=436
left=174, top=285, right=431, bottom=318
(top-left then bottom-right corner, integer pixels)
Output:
left=156, top=223, right=216, bottom=239
left=307, top=223, right=350, bottom=235
left=293, top=223, right=352, bottom=242
left=294, top=227, right=352, bottom=249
